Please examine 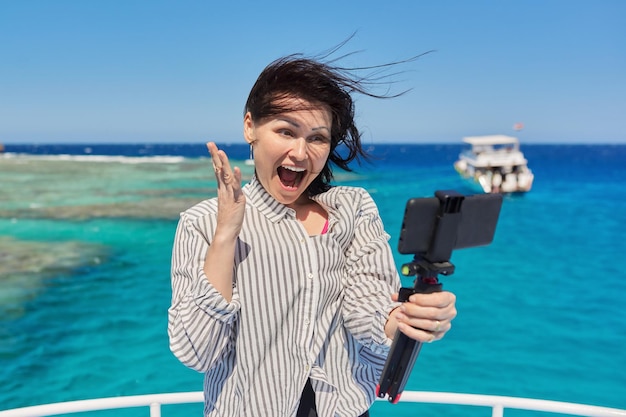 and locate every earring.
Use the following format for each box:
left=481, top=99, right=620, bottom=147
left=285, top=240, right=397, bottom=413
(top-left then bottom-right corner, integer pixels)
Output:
left=246, top=144, right=254, bottom=166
